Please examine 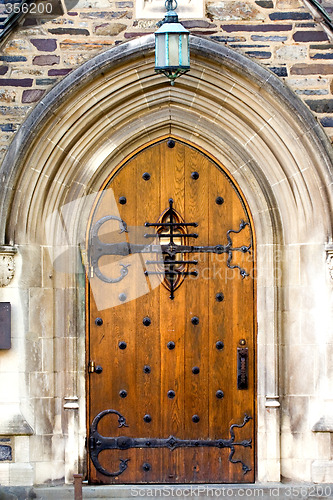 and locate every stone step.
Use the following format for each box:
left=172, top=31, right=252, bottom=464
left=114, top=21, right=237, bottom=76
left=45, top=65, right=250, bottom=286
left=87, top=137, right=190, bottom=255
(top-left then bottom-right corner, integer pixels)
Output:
left=1, top=483, right=333, bottom=500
